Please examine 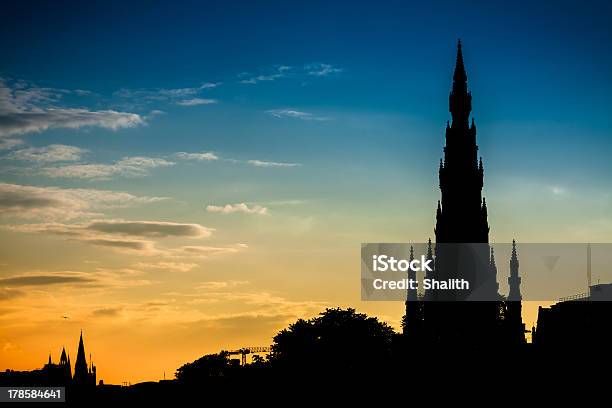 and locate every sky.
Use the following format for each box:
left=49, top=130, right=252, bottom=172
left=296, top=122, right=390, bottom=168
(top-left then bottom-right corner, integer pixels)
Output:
left=1, top=0, right=611, bottom=384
